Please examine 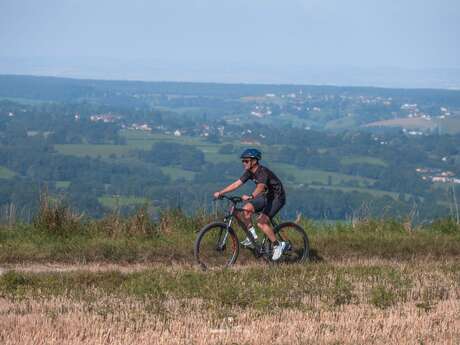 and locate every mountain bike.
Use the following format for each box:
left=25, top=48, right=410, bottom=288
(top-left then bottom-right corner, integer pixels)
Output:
left=194, top=195, right=309, bottom=270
